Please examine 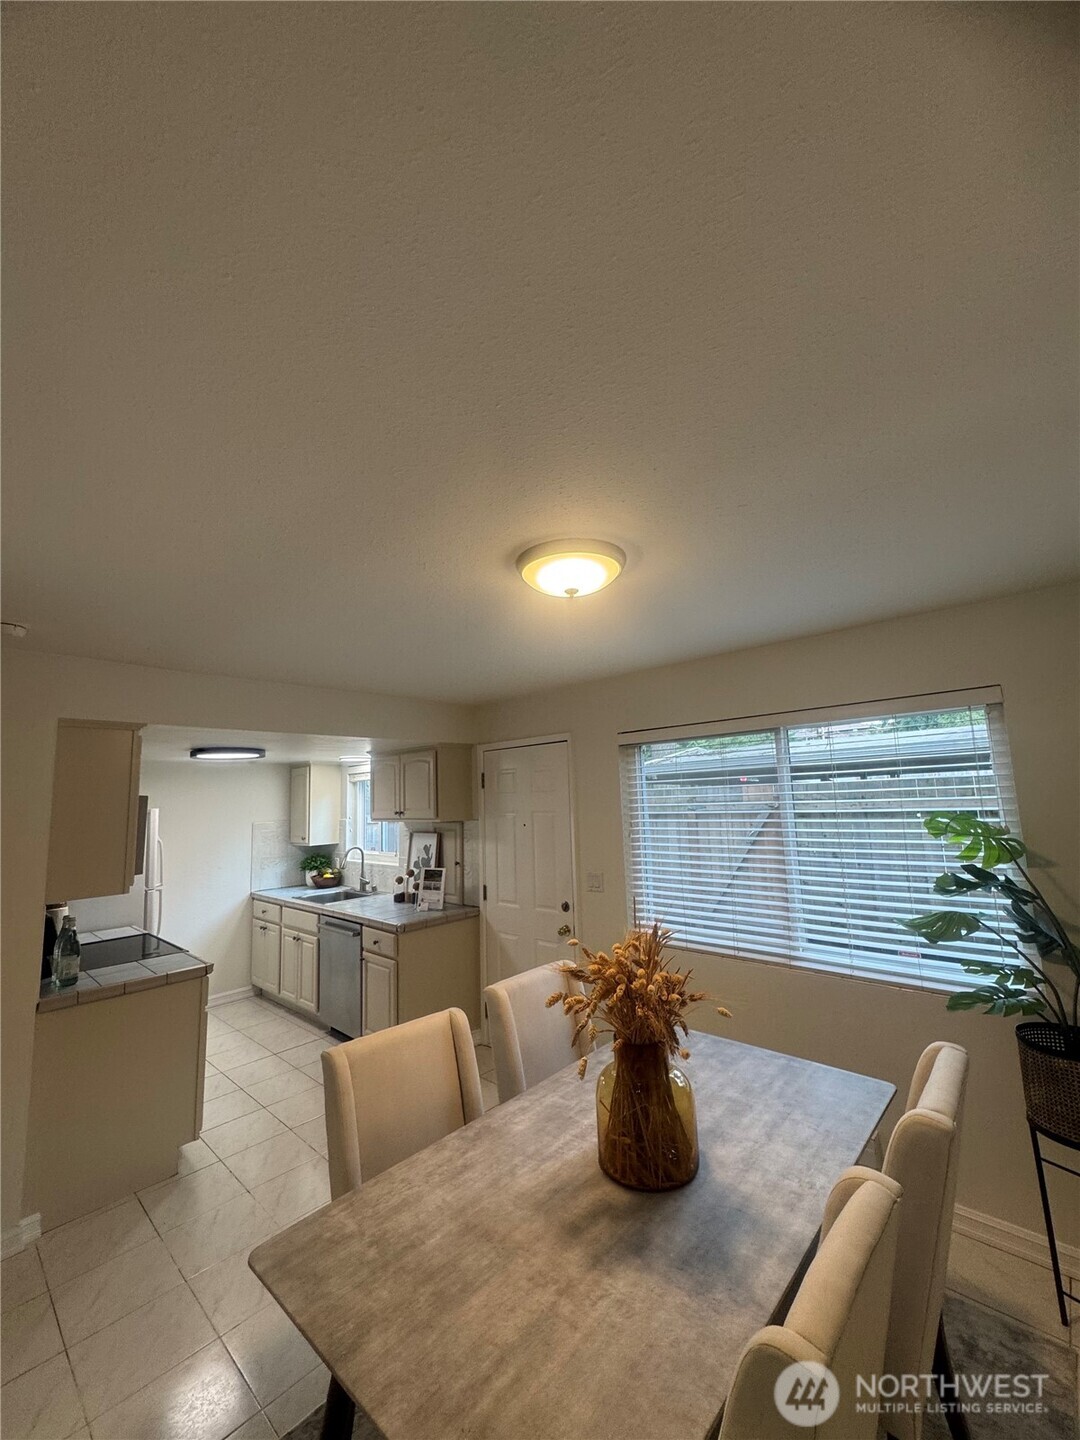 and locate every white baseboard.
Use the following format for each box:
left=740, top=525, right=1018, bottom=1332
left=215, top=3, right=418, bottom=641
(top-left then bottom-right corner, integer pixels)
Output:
left=2, top=1213, right=42, bottom=1259
left=953, top=1203, right=1080, bottom=1275
left=207, top=986, right=256, bottom=1008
